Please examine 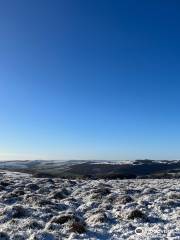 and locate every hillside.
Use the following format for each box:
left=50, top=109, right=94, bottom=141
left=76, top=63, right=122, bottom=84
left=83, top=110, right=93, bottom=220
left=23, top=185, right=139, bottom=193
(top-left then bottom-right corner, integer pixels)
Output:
left=0, top=160, right=179, bottom=179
